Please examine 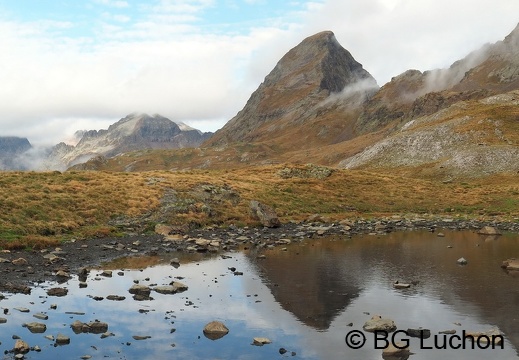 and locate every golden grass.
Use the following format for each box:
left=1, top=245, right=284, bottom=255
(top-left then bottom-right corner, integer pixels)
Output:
left=0, top=165, right=518, bottom=250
